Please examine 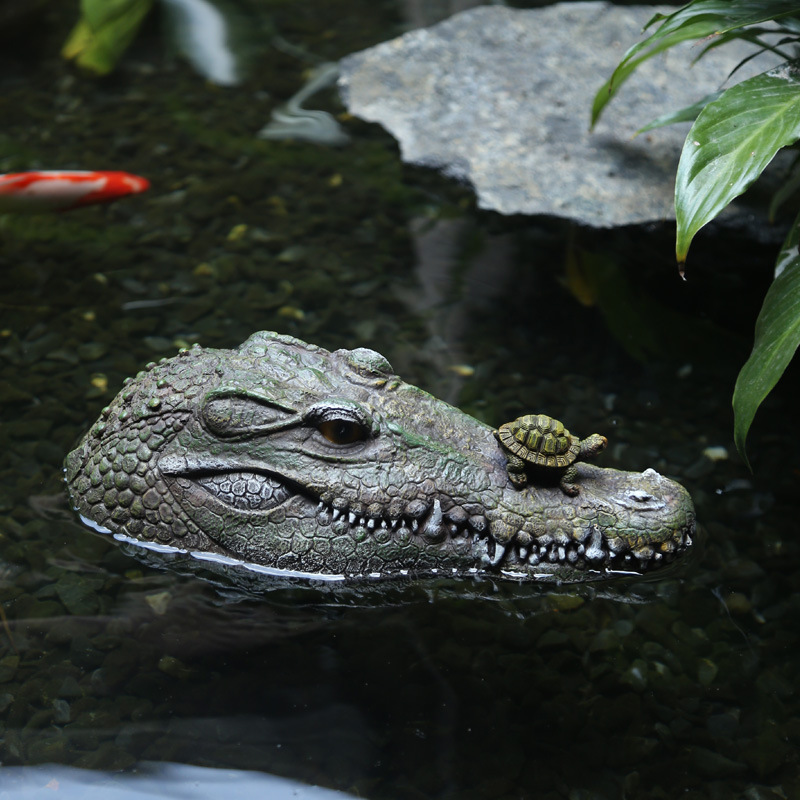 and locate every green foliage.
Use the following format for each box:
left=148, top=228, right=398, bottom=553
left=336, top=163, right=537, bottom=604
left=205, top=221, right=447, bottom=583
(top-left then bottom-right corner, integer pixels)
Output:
left=733, top=214, right=800, bottom=468
left=592, top=0, right=800, bottom=464
left=62, top=0, right=154, bottom=75
left=591, top=1, right=800, bottom=127
left=674, top=65, right=800, bottom=263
